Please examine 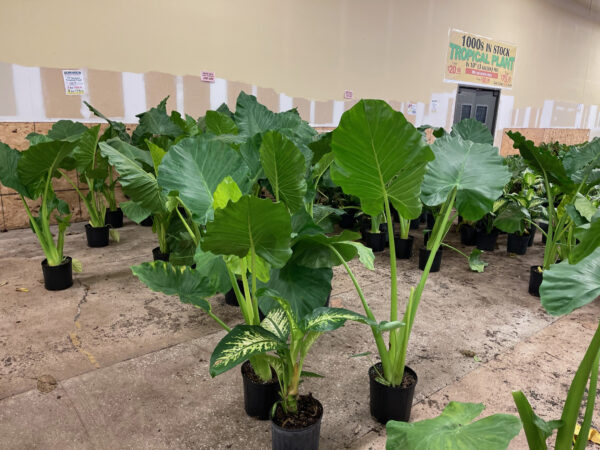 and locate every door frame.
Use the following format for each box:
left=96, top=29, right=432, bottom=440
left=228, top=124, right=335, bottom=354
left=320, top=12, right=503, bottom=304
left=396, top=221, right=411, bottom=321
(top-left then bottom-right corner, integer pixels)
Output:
left=453, top=85, right=501, bottom=135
